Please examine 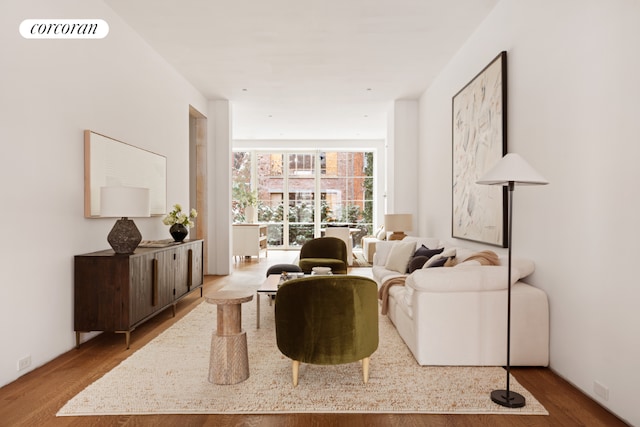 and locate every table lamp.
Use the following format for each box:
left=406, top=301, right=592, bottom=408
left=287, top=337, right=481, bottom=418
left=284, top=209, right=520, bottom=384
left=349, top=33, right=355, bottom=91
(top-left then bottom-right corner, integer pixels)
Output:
left=384, top=214, right=413, bottom=240
left=100, top=186, right=150, bottom=254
